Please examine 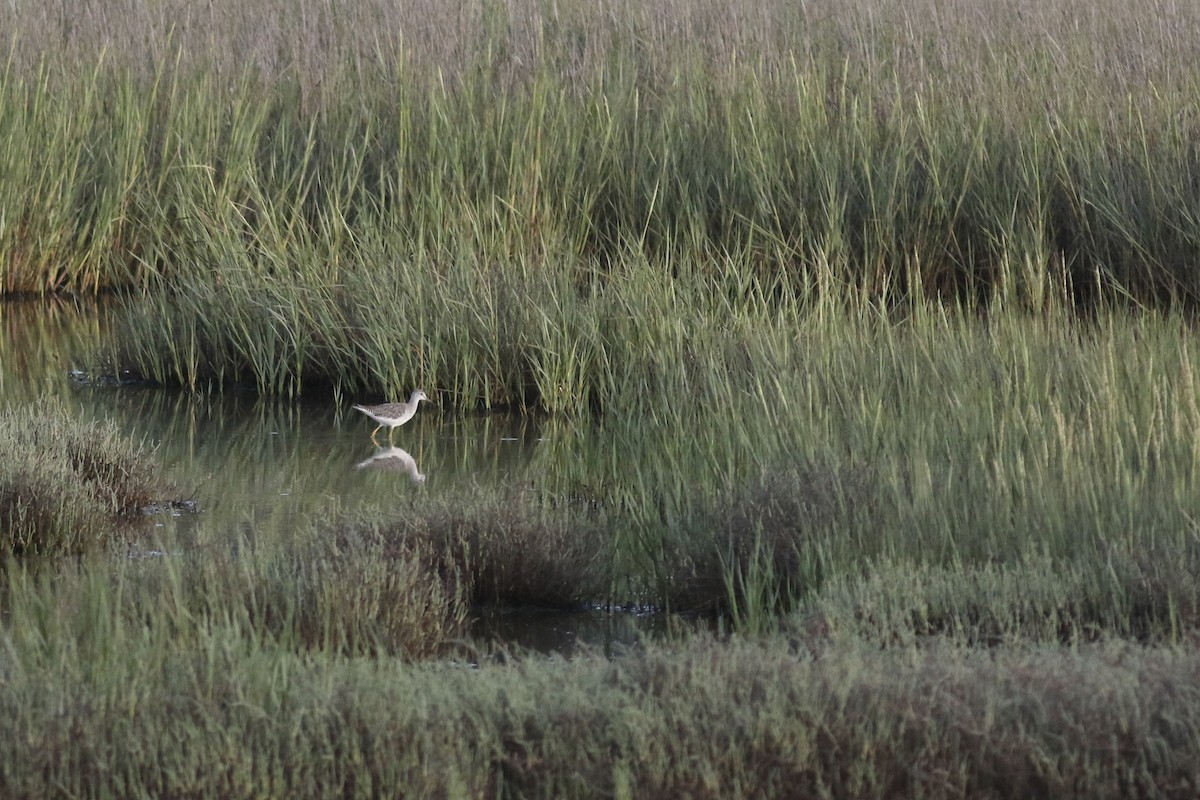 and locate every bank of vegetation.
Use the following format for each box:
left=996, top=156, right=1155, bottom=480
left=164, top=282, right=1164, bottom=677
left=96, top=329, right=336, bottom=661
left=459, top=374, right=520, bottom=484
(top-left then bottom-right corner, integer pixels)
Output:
left=1, top=0, right=1200, bottom=405
left=2, top=618, right=1197, bottom=798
